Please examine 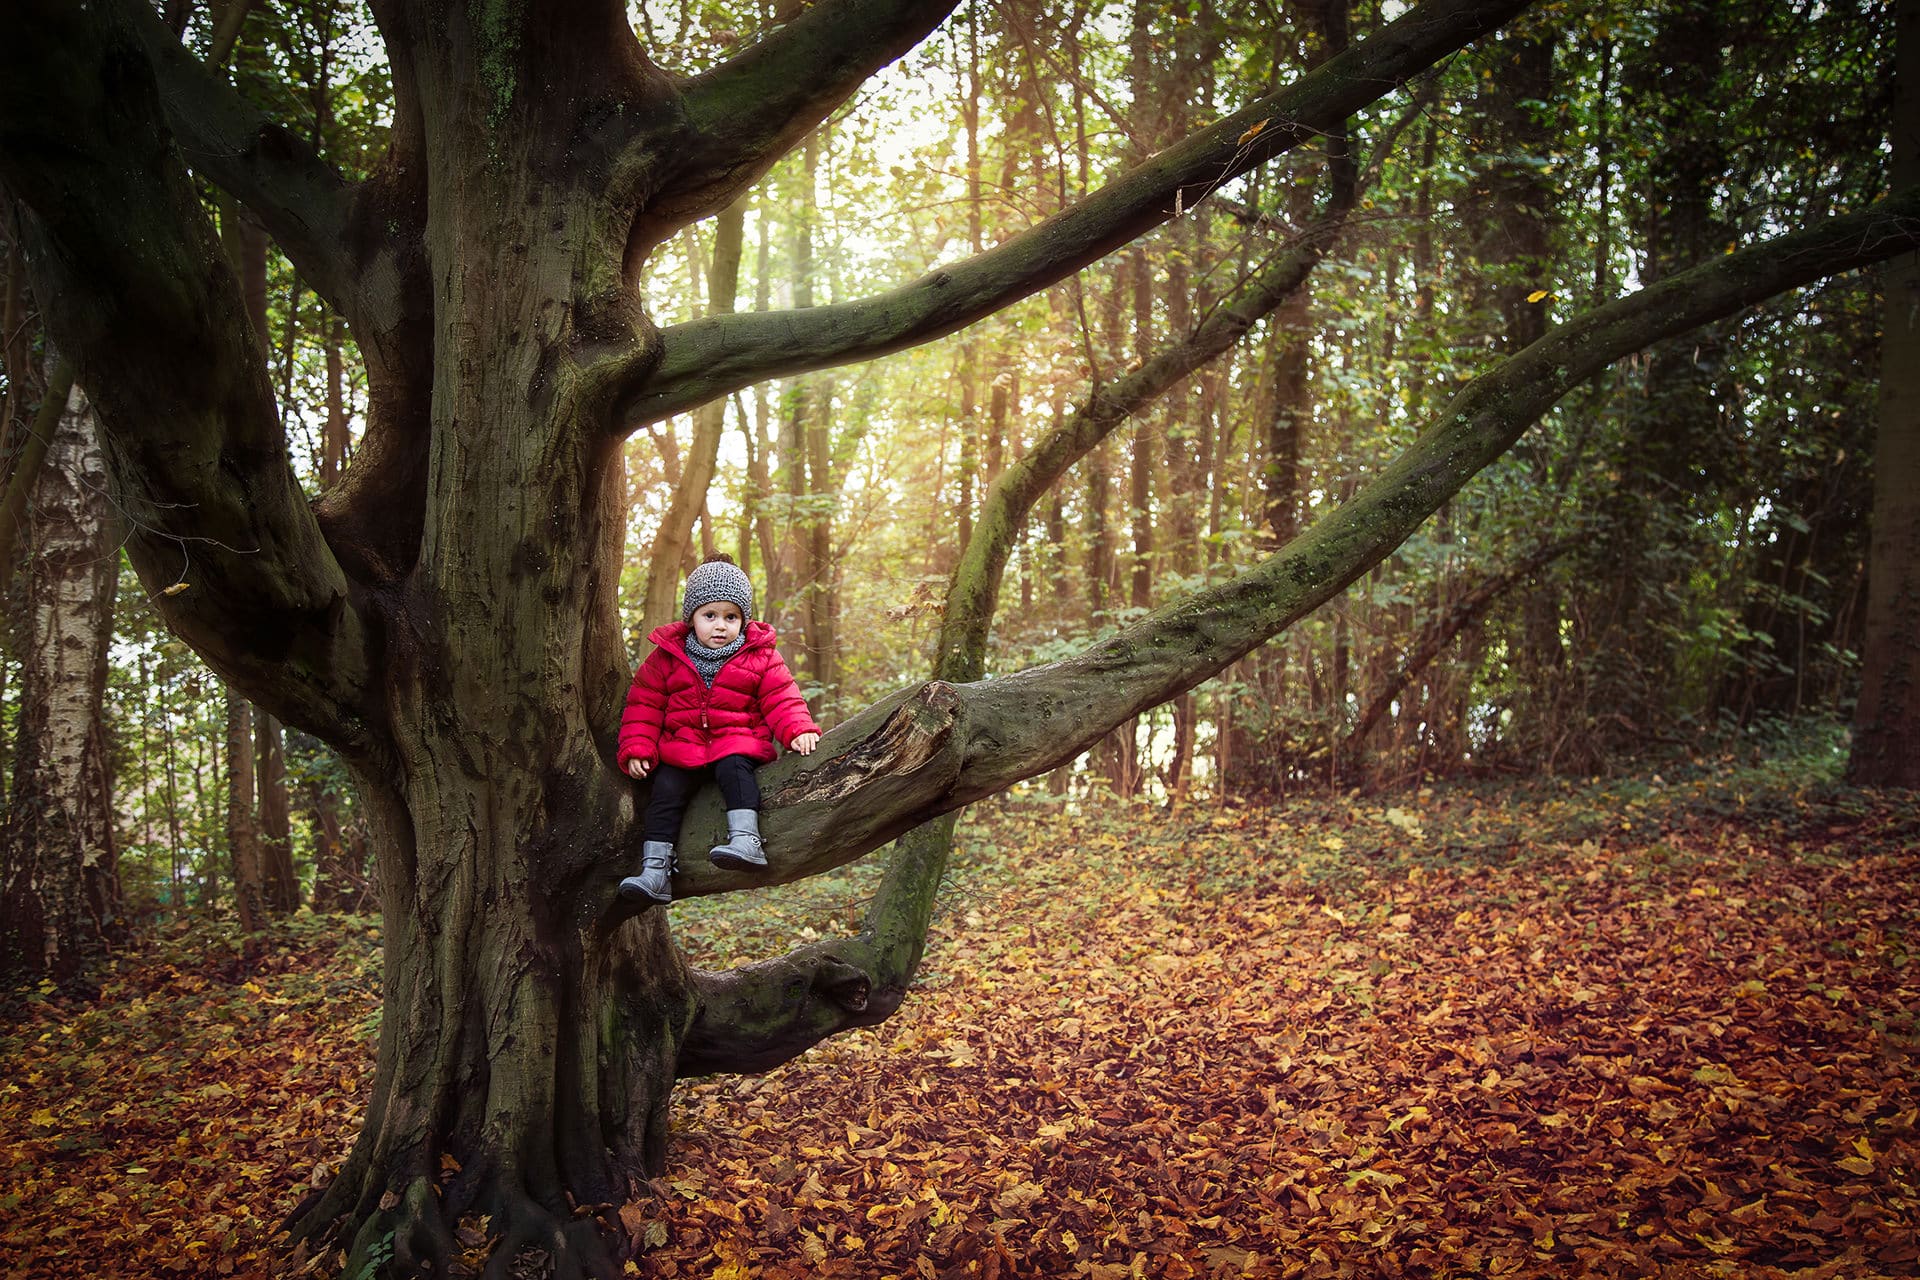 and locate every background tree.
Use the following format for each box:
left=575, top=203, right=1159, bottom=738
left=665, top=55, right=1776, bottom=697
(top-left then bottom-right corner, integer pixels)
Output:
left=0, top=370, right=121, bottom=982
left=1853, top=0, right=1920, bottom=786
